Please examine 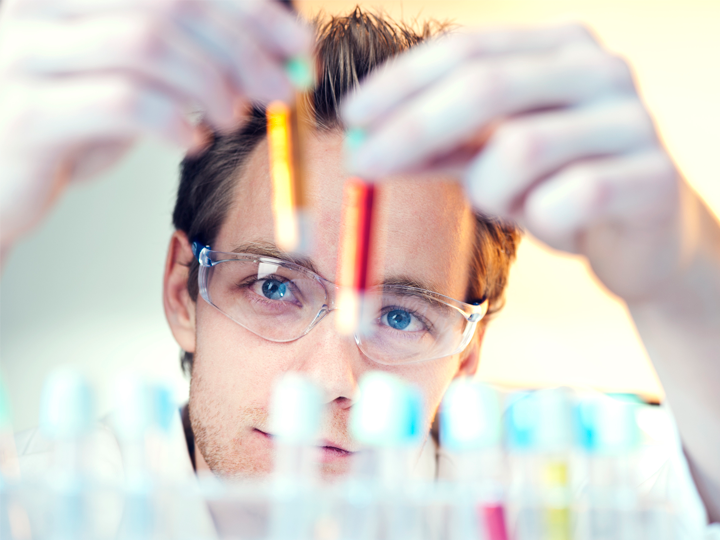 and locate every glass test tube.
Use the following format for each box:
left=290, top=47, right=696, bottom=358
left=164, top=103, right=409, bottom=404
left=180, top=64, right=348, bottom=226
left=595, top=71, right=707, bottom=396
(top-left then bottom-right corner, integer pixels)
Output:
left=267, top=57, right=315, bottom=255
left=575, top=394, right=641, bottom=540
left=441, top=378, right=508, bottom=540
left=114, top=376, right=177, bottom=540
left=507, top=388, right=574, bottom=540
left=39, top=370, right=96, bottom=540
left=268, top=374, right=323, bottom=540
left=1, top=372, right=31, bottom=540
left=336, top=179, right=381, bottom=336
left=350, top=371, right=426, bottom=540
